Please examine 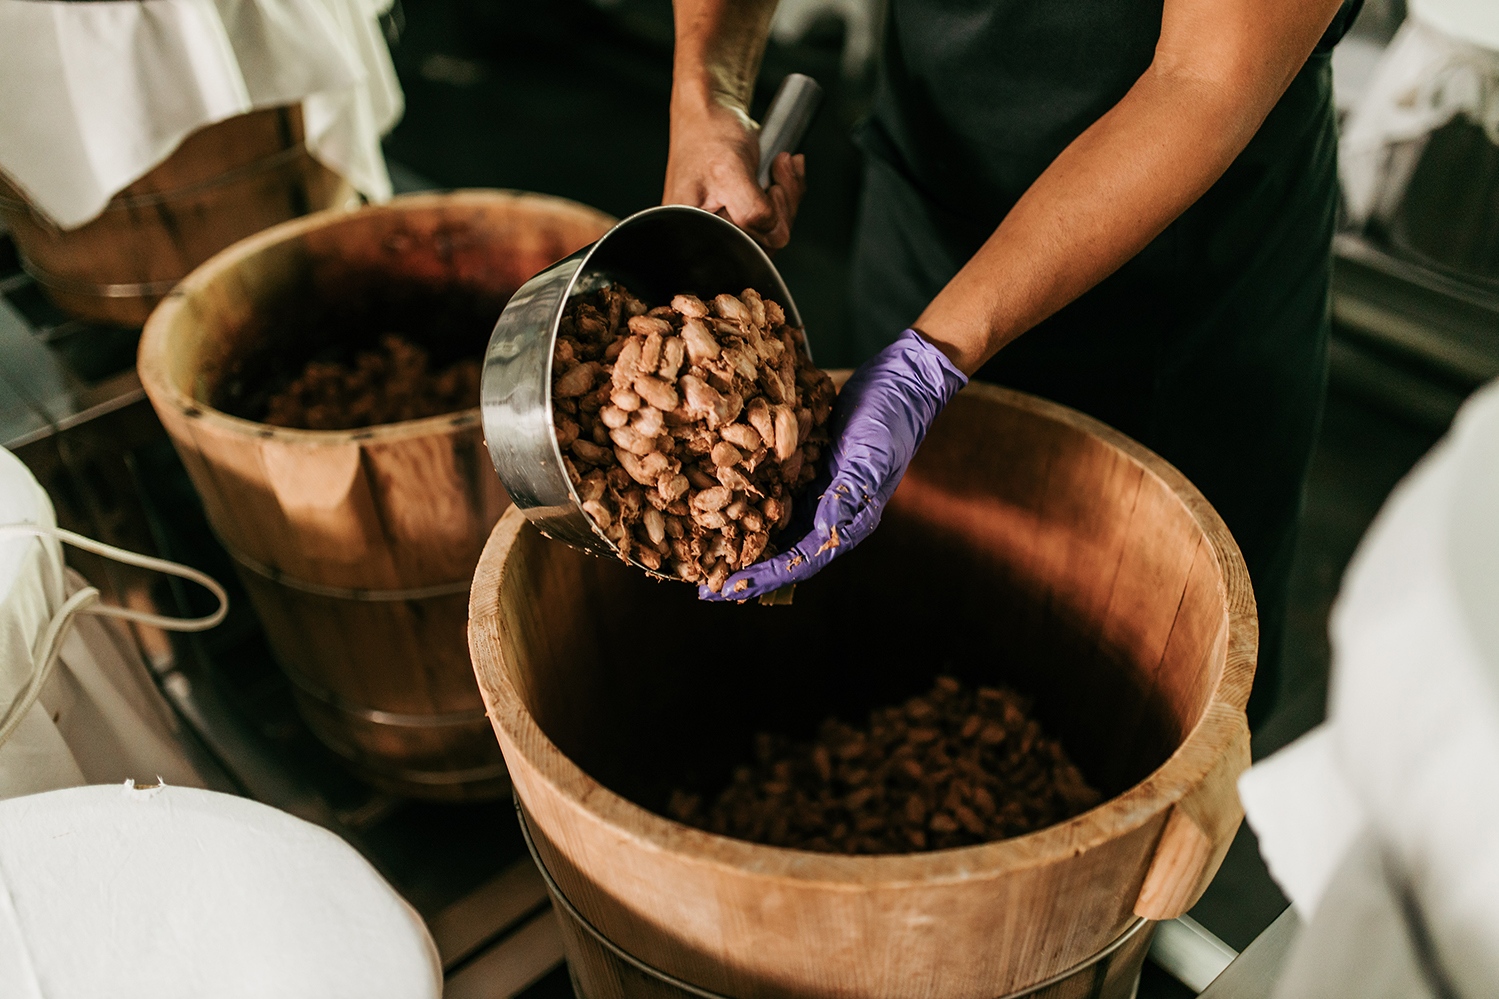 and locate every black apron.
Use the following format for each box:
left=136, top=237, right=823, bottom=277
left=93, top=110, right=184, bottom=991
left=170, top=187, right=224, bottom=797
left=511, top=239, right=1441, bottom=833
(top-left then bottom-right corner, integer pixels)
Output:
left=845, top=1, right=1358, bottom=725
